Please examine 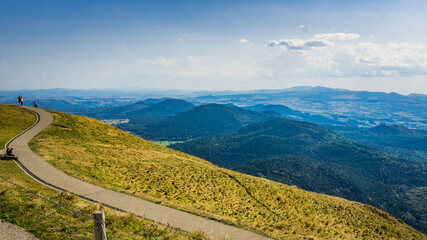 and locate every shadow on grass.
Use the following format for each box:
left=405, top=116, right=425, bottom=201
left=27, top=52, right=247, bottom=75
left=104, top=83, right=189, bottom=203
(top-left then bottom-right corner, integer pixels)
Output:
left=0, top=154, right=14, bottom=161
